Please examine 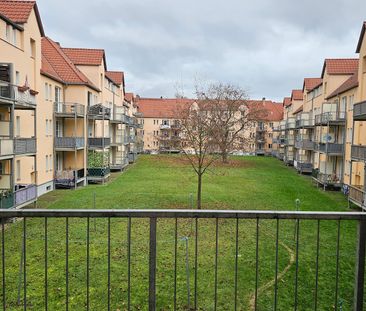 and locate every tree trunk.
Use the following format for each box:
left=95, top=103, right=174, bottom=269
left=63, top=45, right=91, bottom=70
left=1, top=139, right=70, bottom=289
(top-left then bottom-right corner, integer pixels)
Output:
left=222, top=150, right=229, bottom=164
left=197, top=173, right=202, bottom=209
